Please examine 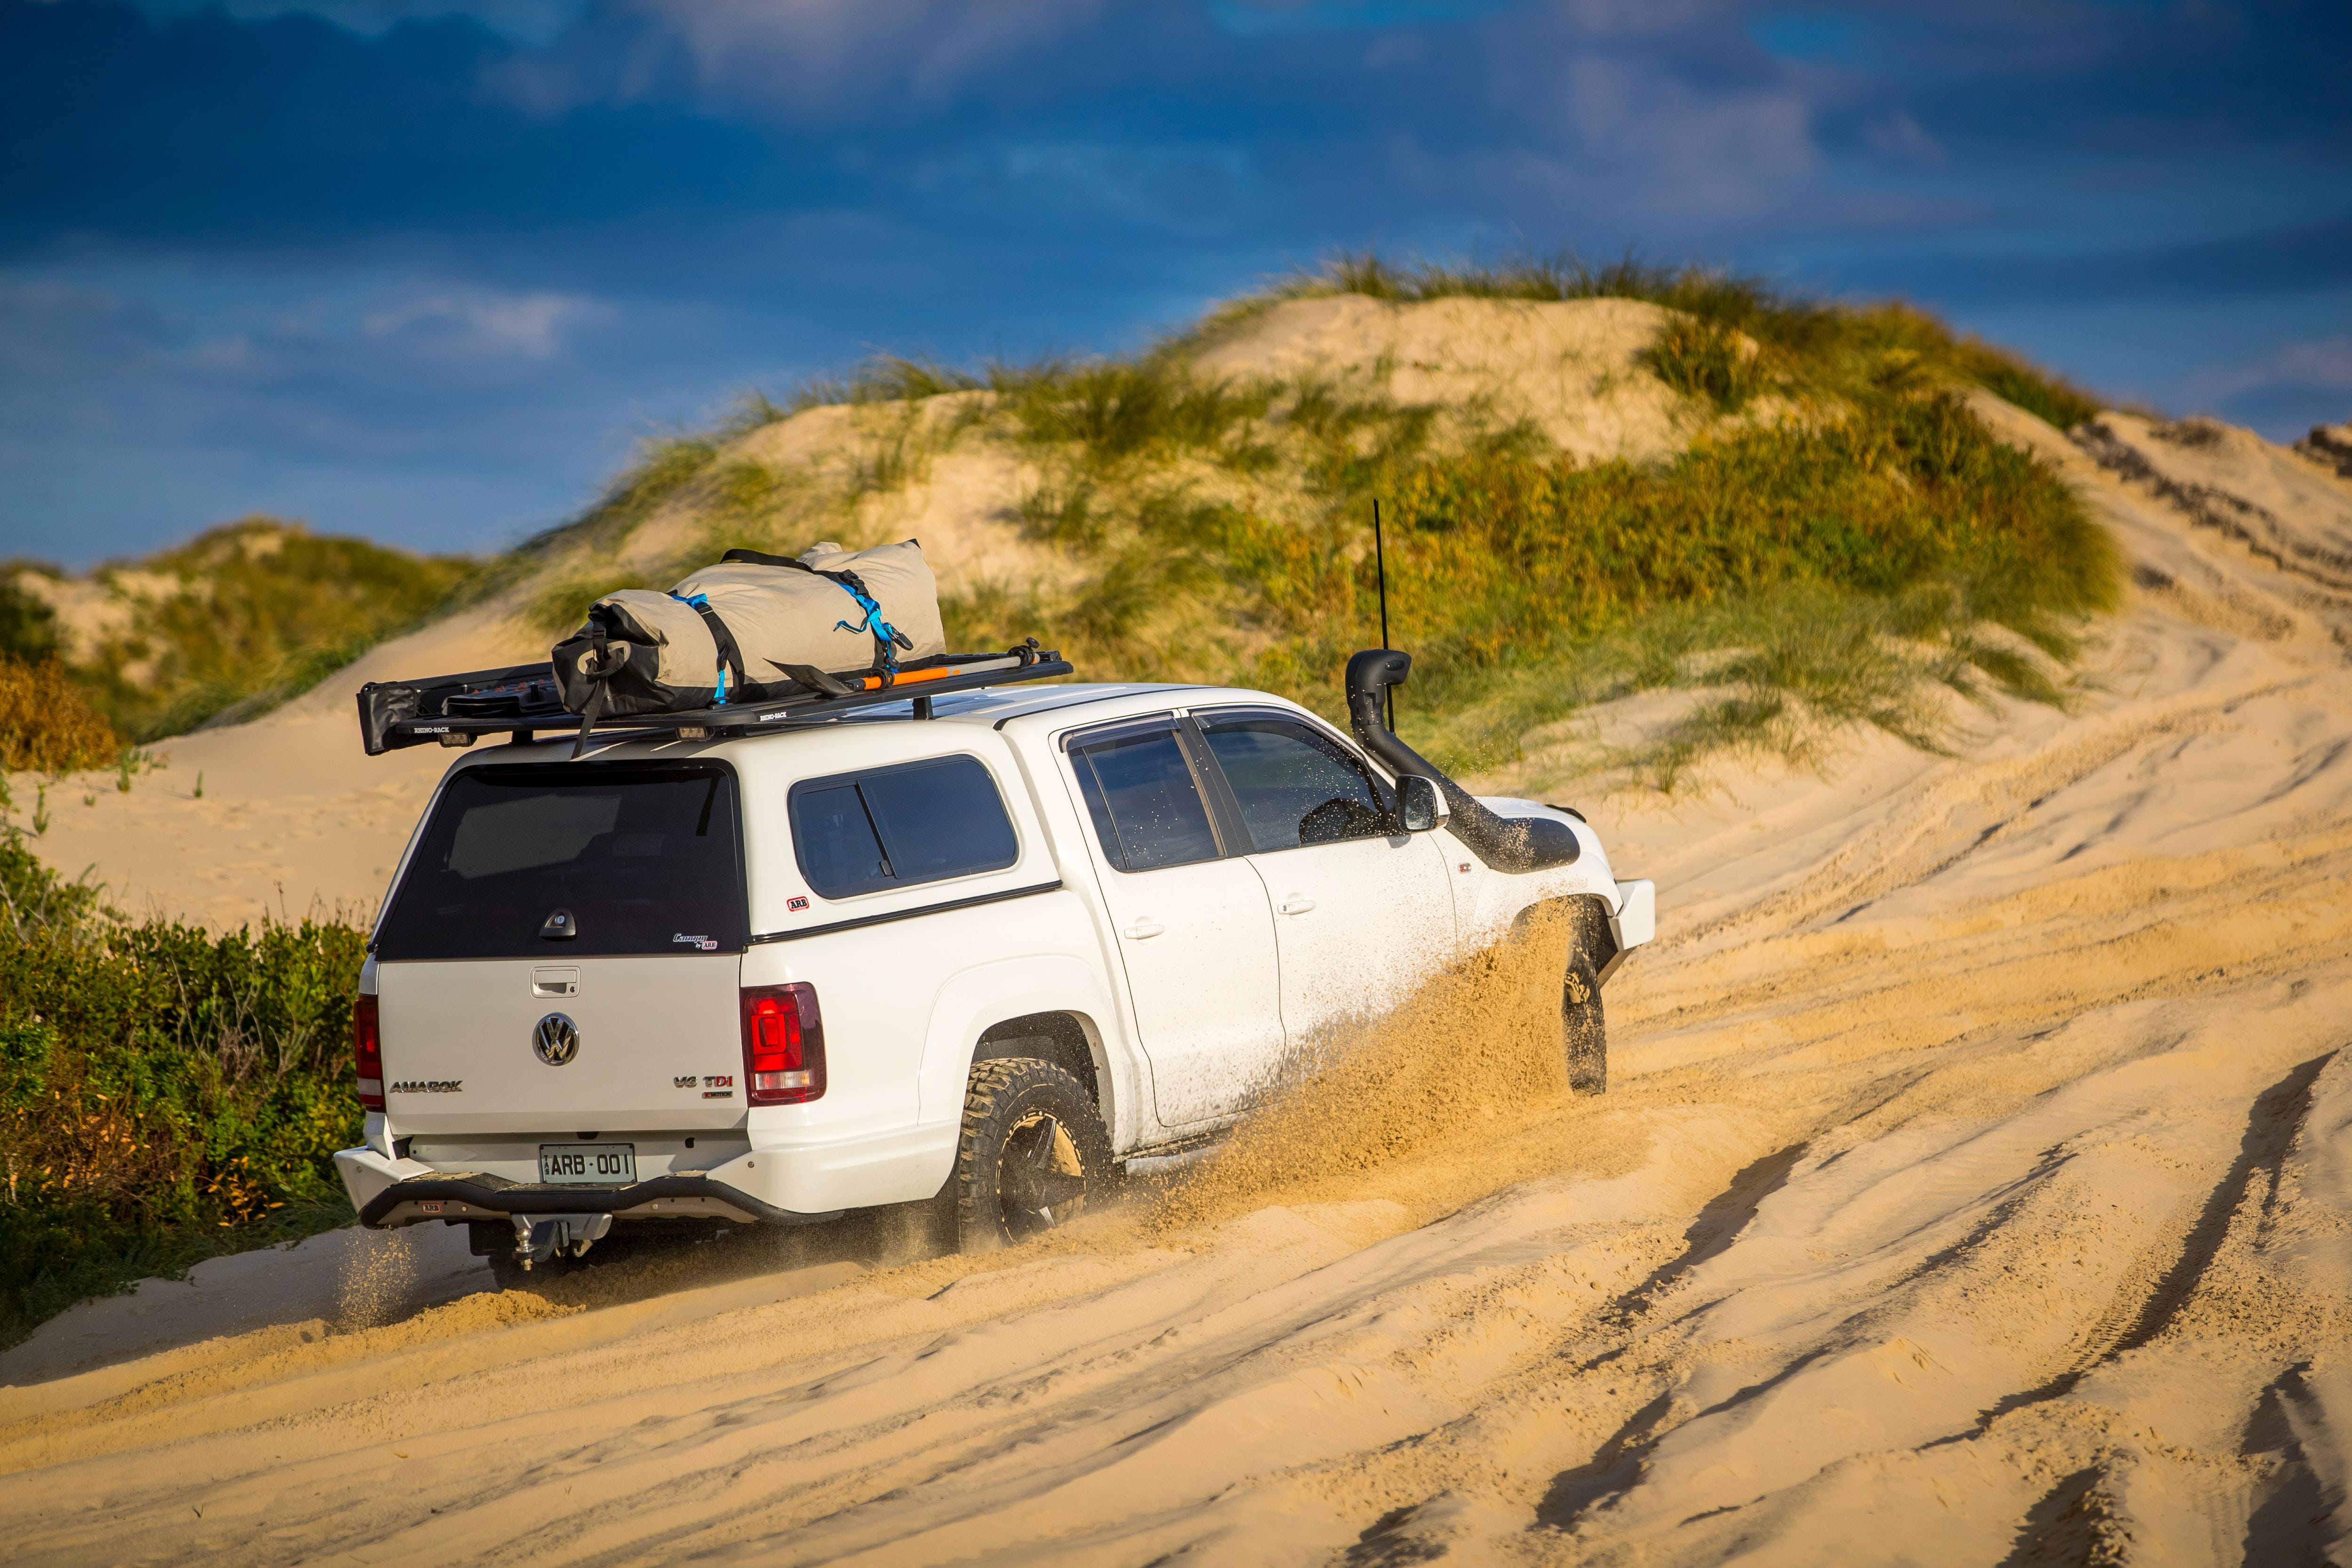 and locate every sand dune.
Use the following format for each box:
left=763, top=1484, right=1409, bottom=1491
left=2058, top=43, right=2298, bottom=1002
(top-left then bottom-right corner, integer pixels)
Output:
left=5, top=371, right=2351, bottom=1561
